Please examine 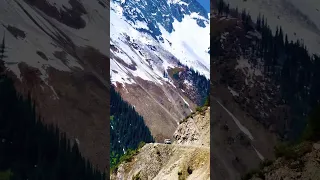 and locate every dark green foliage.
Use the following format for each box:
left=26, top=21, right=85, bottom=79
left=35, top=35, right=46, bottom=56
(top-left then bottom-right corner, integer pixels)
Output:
left=110, top=86, right=154, bottom=169
left=301, top=105, right=320, bottom=142
left=110, top=144, right=143, bottom=173
left=274, top=141, right=312, bottom=161
left=168, top=66, right=209, bottom=106
left=0, top=170, right=13, bottom=180
left=184, top=67, right=210, bottom=106
left=204, top=96, right=209, bottom=107
left=173, top=73, right=179, bottom=80
left=196, top=106, right=202, bottom=112
left=274, top=143, right=298, bottom=160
